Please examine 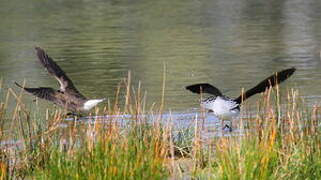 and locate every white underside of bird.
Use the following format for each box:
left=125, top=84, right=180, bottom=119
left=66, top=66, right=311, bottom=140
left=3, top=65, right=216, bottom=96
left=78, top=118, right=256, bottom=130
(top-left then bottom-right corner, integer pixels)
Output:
left=201, top=96, right=240, bottom=120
